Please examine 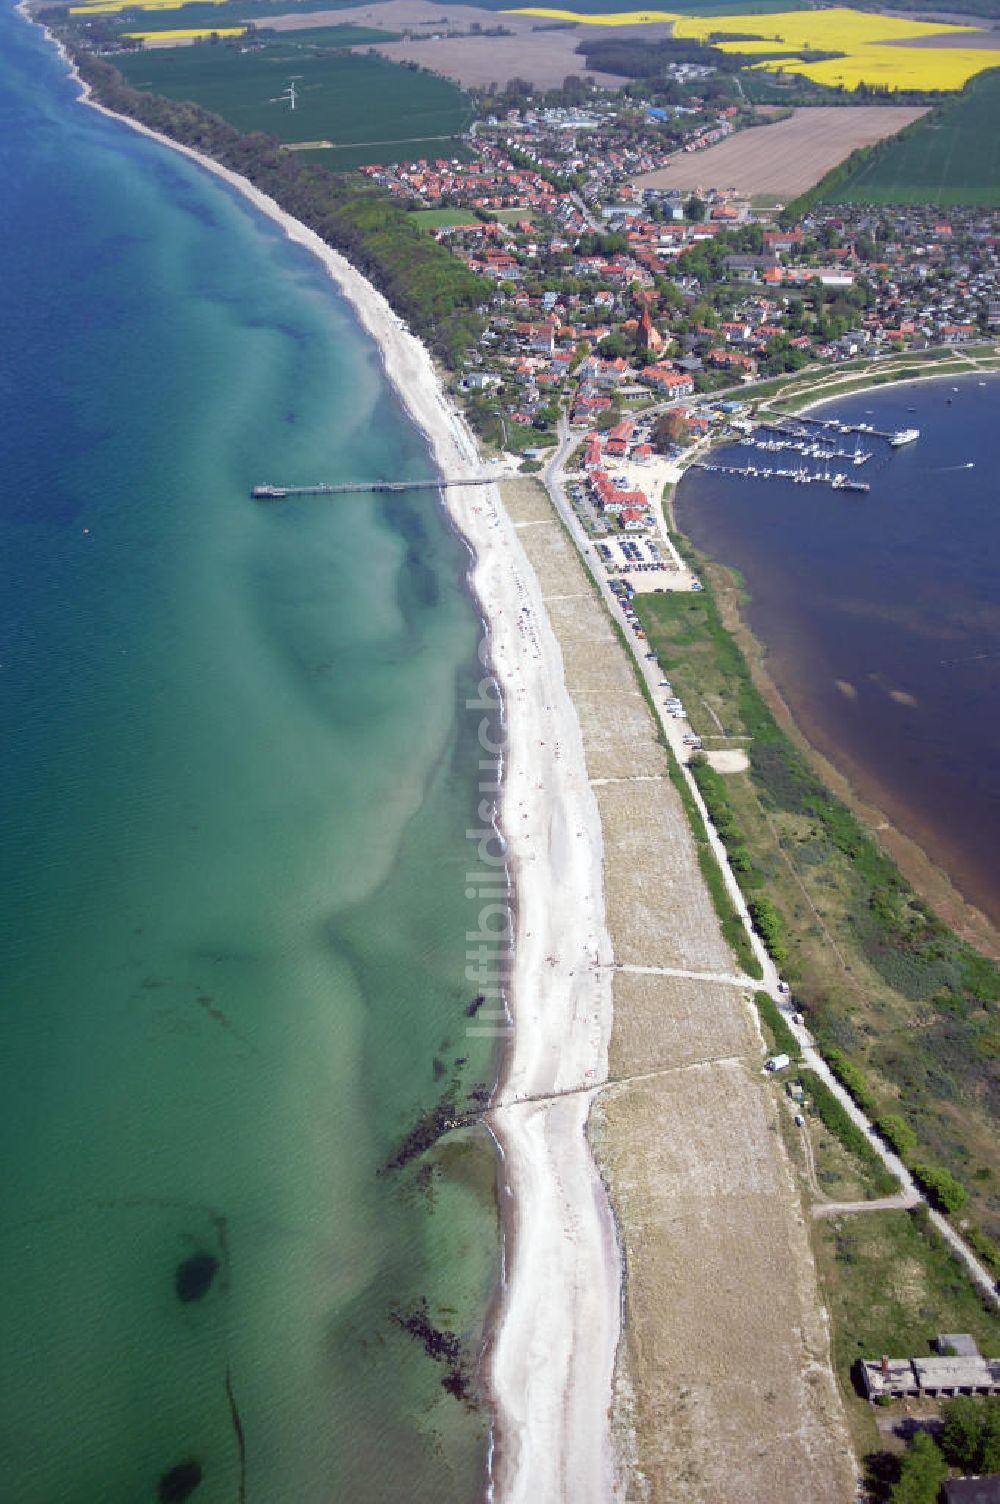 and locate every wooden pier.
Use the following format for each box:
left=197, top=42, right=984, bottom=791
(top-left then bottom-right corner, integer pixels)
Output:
left=759, top=410, right=895, bottom=441
left=694, top=460, right=869, bottom=493
left=252, top=476, right=496, bottom=500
